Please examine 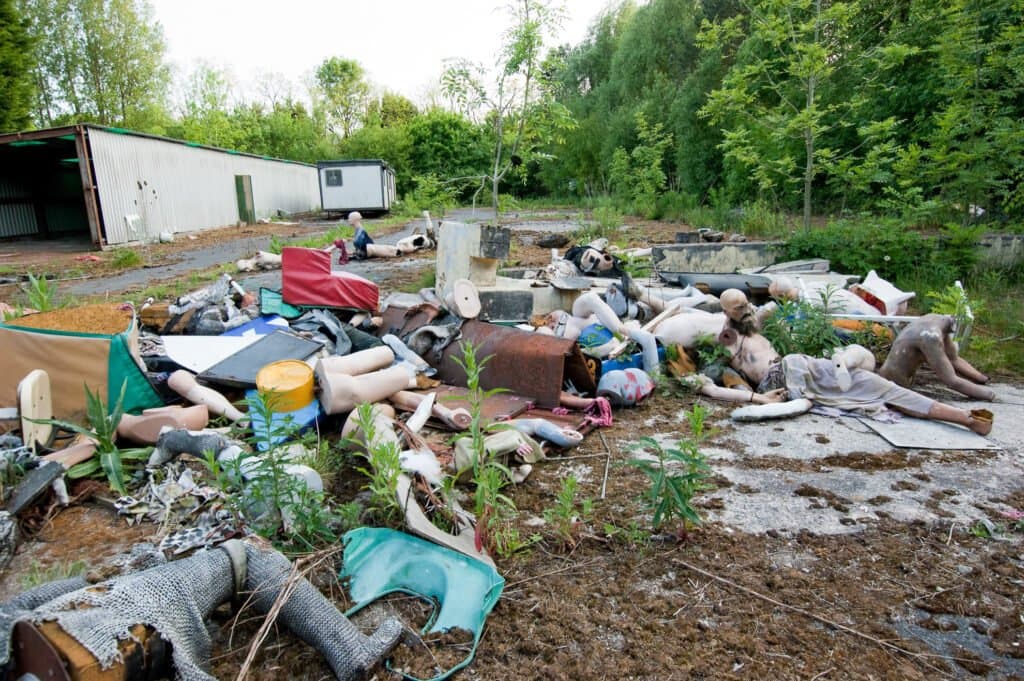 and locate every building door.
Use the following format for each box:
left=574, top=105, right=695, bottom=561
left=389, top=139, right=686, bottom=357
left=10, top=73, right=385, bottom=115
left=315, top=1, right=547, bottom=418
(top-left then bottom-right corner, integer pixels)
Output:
left=235, top=175, right=255, bottom=224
